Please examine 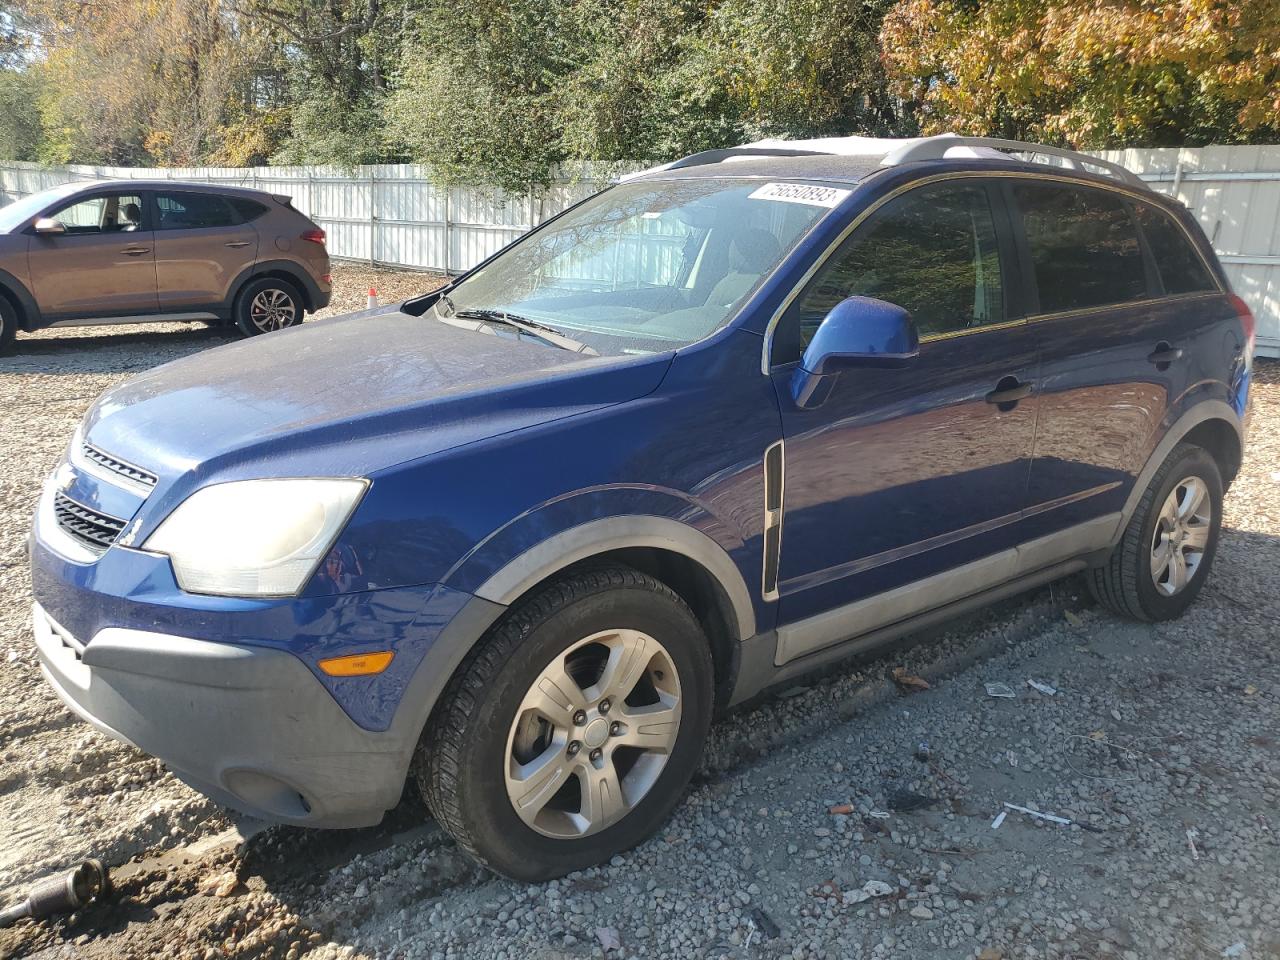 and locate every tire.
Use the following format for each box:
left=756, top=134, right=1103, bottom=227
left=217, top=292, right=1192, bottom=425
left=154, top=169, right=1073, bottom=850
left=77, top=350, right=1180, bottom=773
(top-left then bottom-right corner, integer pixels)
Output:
left=1088, top=442, right=1223, bottom=621
left=415, top=565, right=714, bottom=881
left=0, top=296, right=16, bottom=356
left=234, top=276, right=304, bottom=337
